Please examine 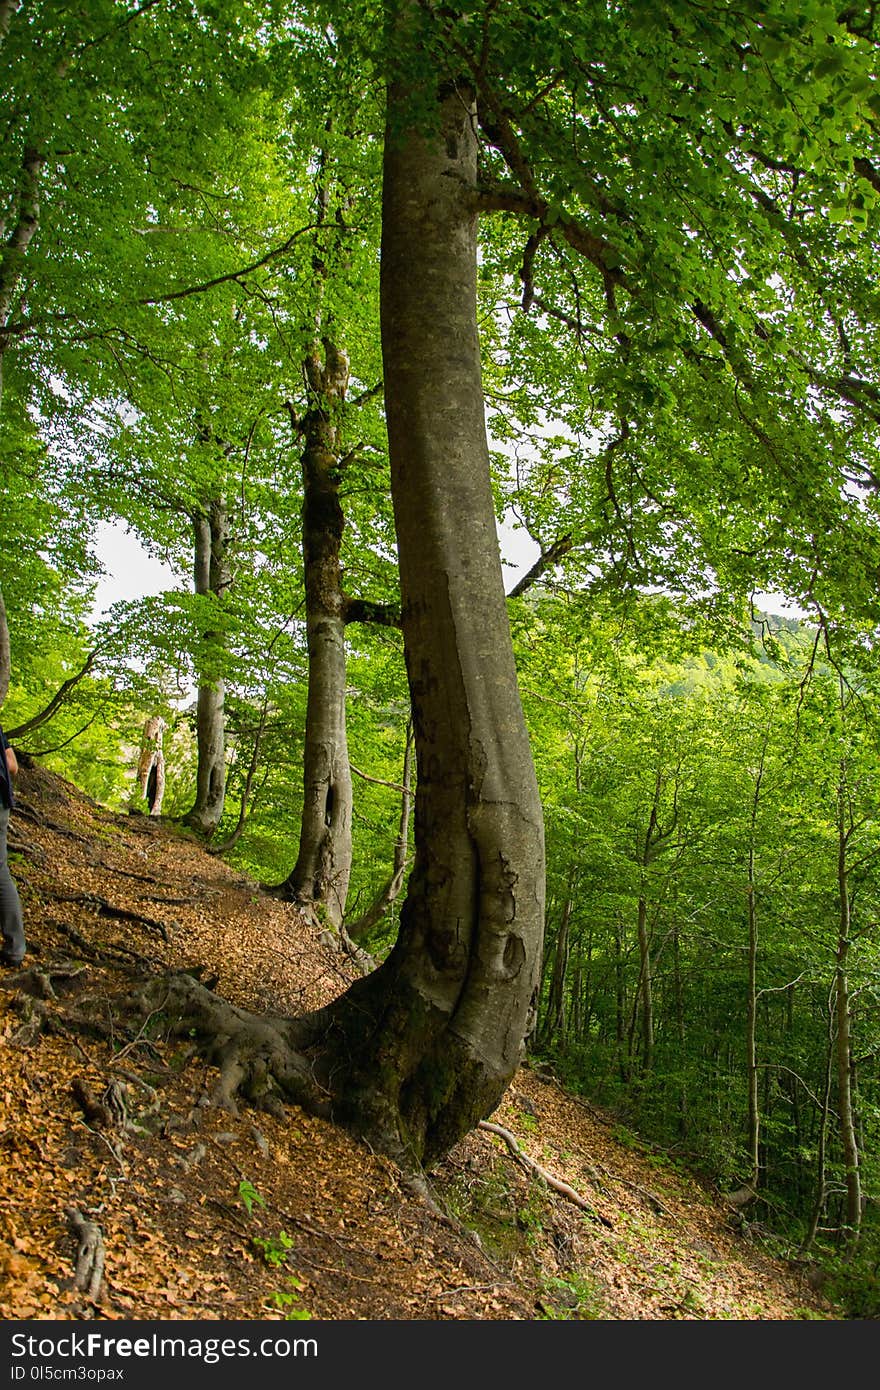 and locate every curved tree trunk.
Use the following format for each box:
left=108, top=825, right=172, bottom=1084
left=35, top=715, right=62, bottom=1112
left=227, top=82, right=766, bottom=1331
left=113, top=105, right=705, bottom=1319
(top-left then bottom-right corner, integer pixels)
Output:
left=297, top=70, right=545, bottom=1168
left=184, top=500, right=230, bottom=837
left=280, top=342, right=354, bottom=928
